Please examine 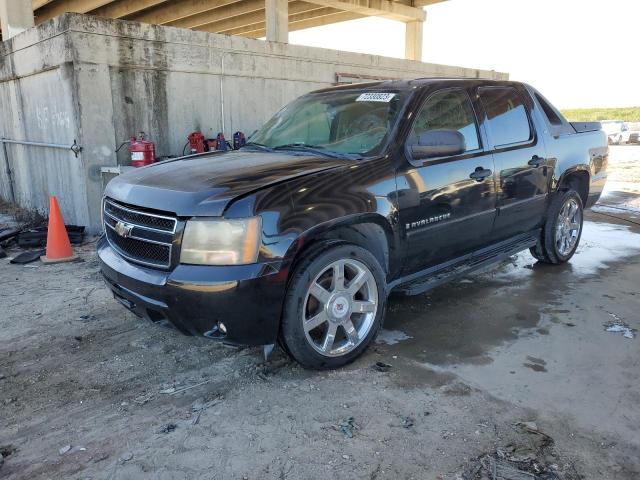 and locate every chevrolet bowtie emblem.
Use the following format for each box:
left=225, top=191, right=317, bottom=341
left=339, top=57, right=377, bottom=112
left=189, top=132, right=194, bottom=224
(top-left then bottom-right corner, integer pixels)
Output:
left=114, top=221, right=134, bottom=238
